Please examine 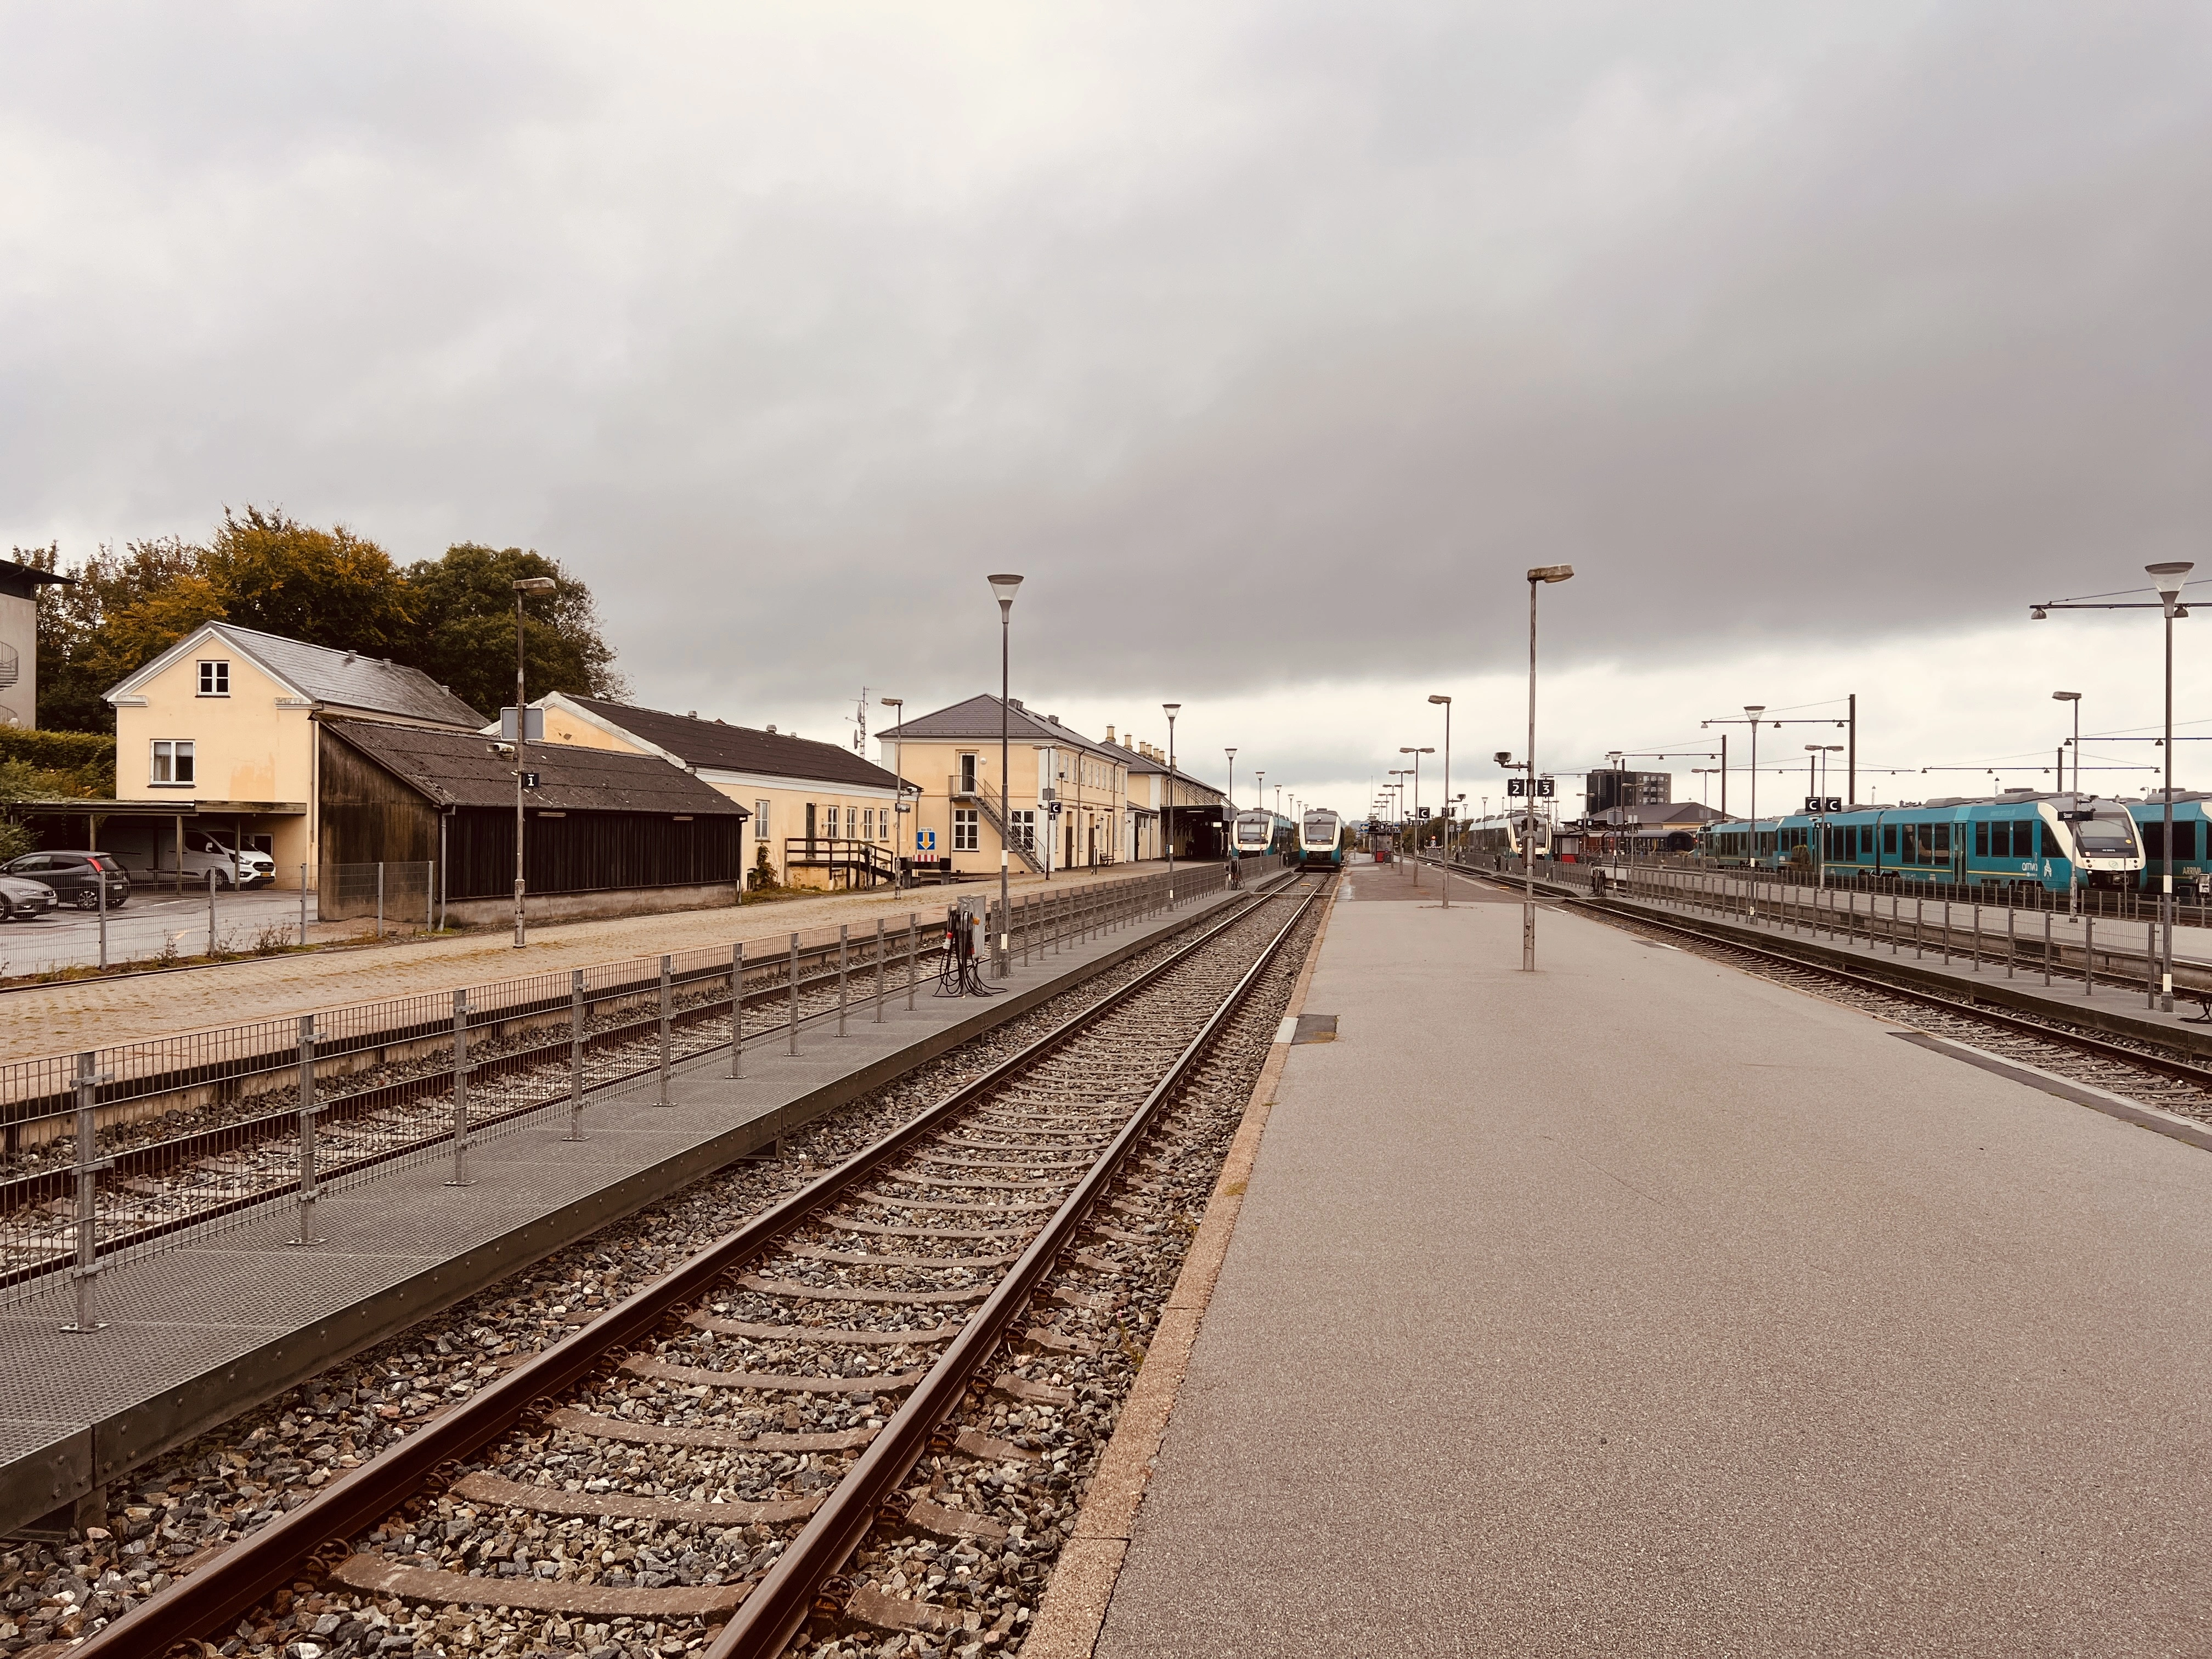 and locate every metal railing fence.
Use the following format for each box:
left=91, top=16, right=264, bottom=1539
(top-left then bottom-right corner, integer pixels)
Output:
left=1440, top=848, right=2207, bottom=1007
left=0, top=860, right=1220, bottom=1317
